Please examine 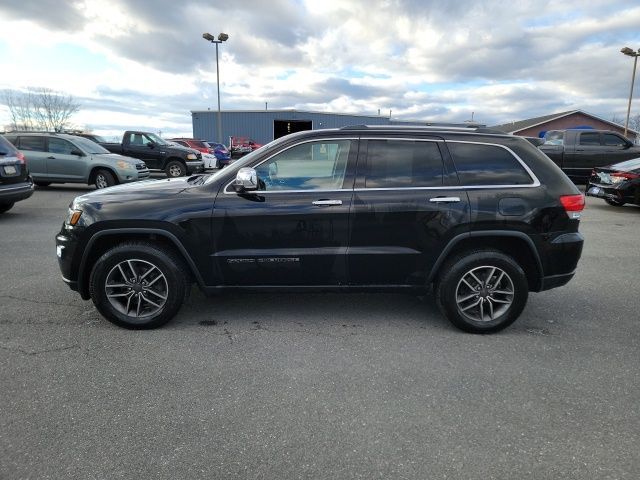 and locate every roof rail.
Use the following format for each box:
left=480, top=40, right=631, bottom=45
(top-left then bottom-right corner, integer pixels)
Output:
left=2, top=130, right=61, bottom=135
left=339, top=124, right=507, bottom=134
